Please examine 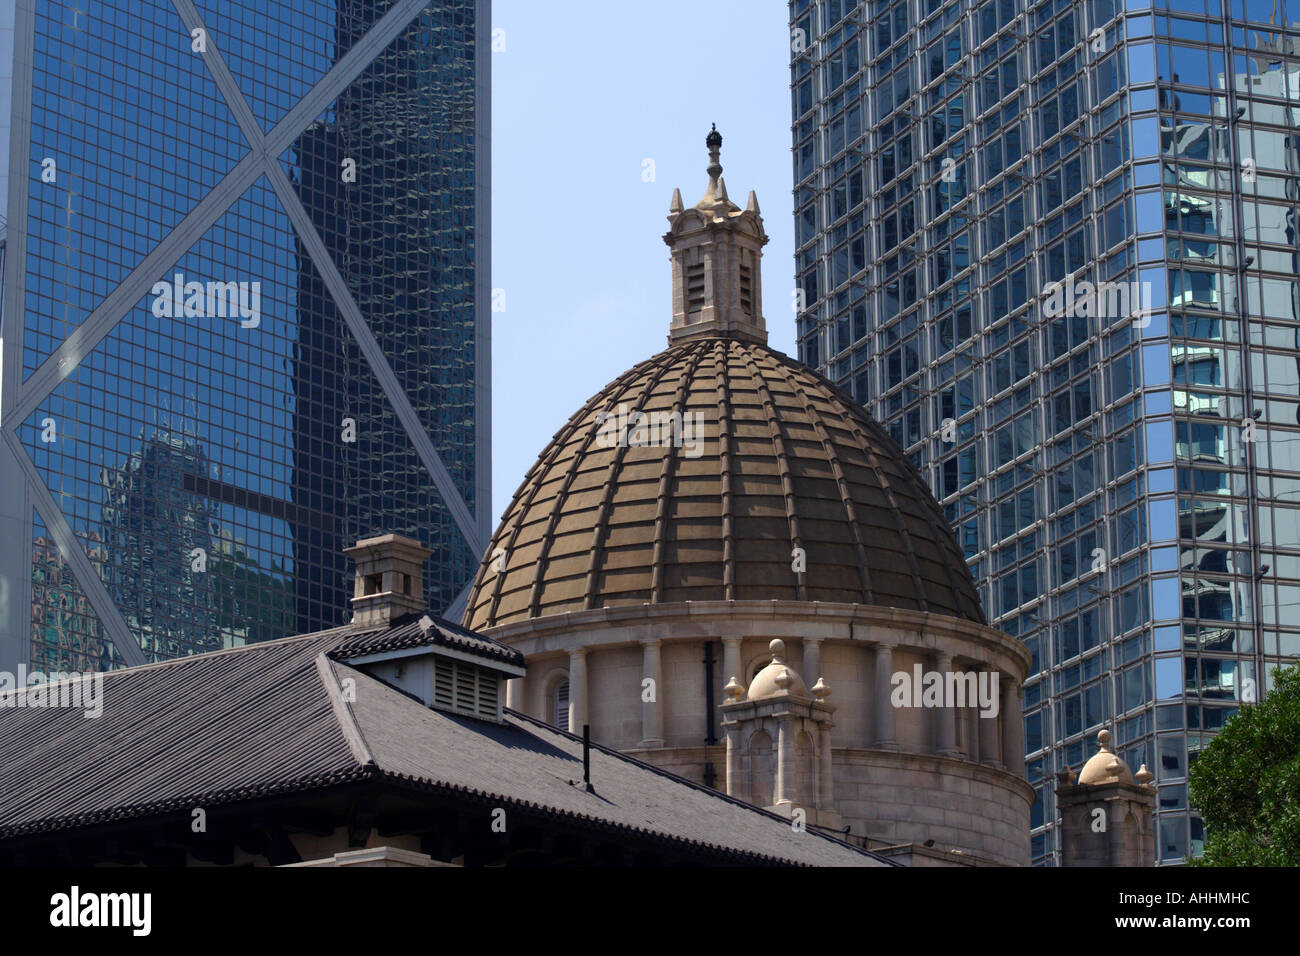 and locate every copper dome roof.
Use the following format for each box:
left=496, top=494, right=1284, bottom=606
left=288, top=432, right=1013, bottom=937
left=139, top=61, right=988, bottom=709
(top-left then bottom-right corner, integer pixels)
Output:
left=464, top=335, right=984, bottom=630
